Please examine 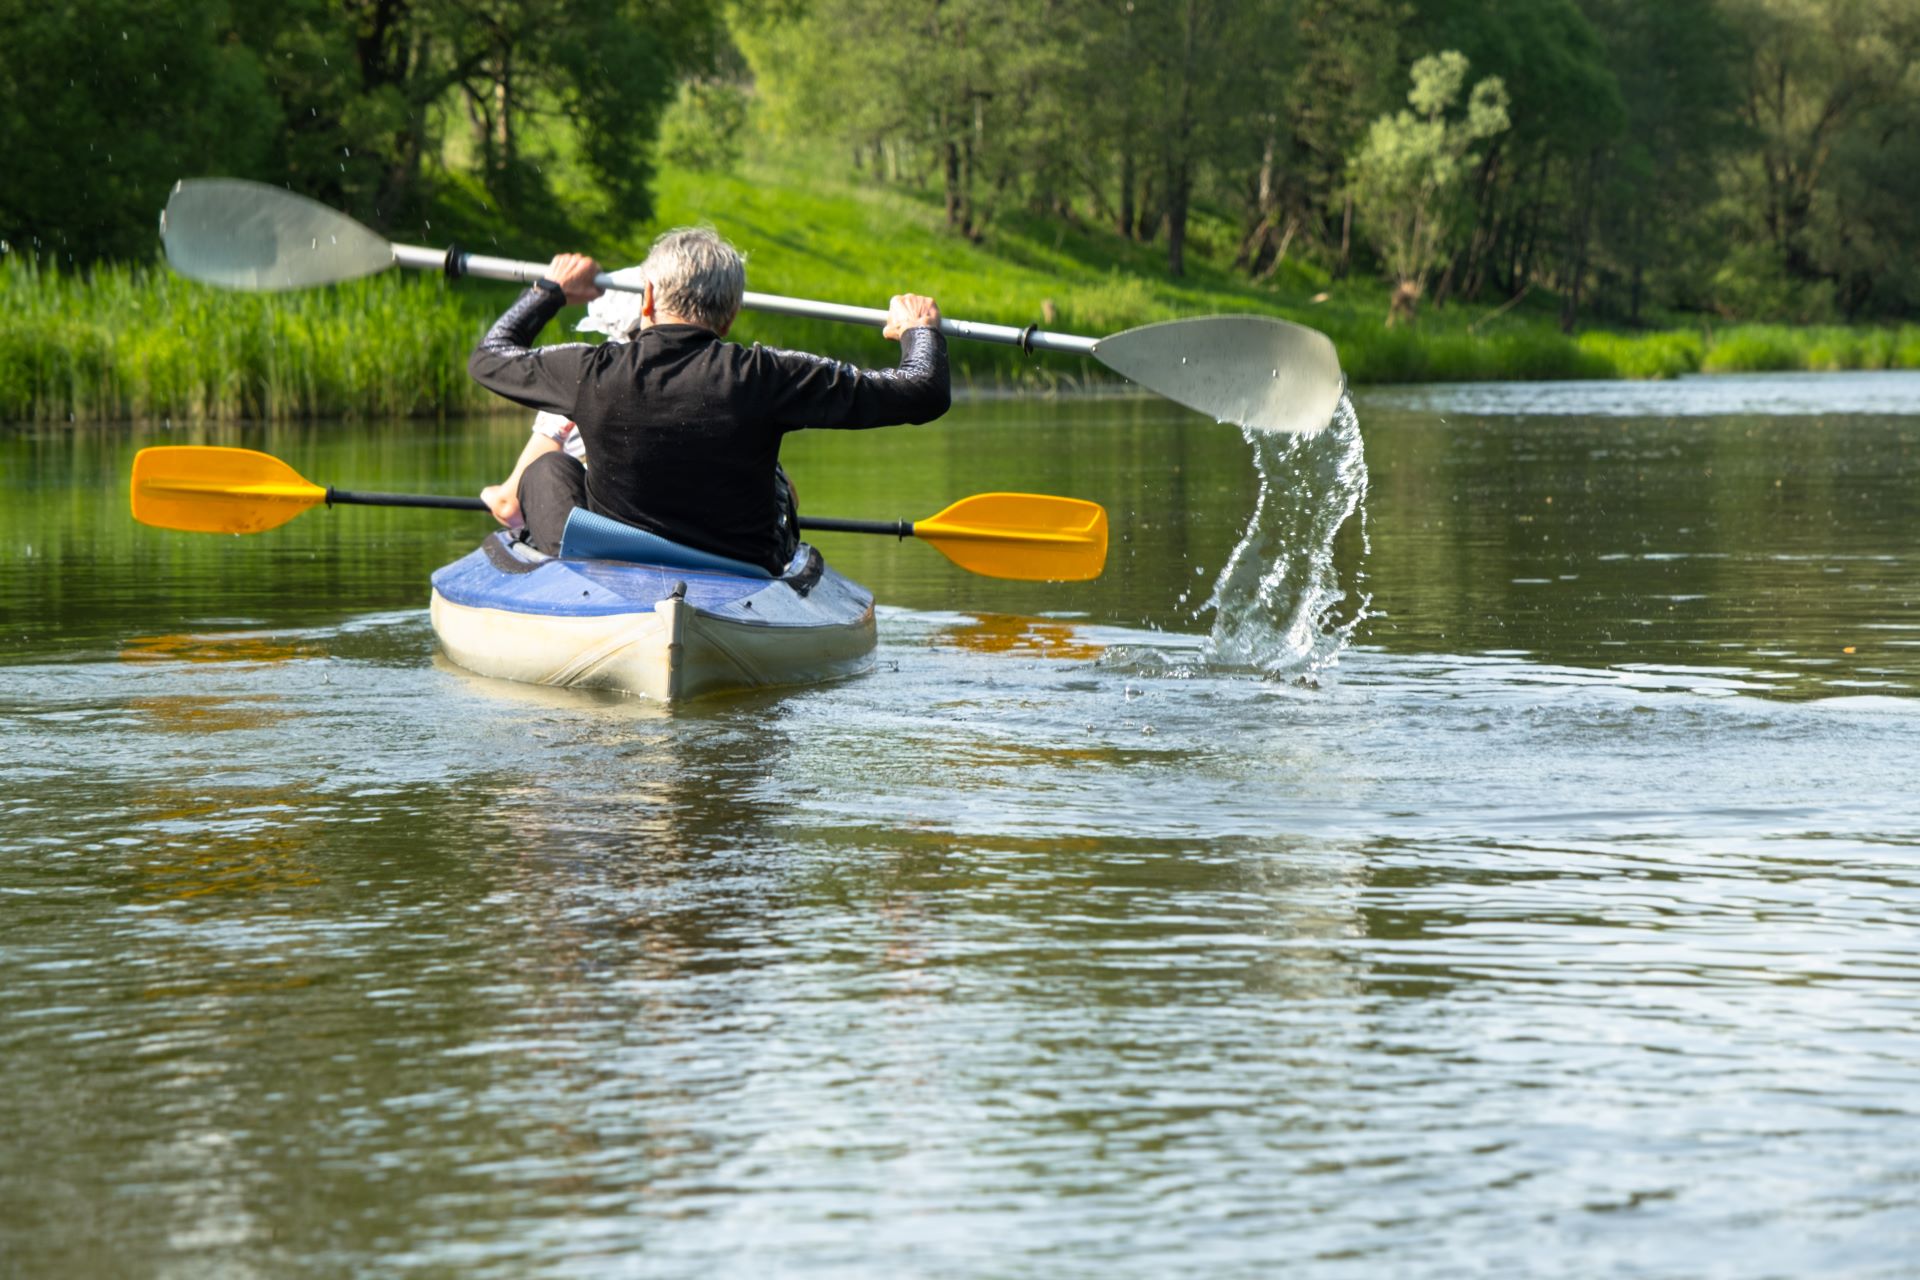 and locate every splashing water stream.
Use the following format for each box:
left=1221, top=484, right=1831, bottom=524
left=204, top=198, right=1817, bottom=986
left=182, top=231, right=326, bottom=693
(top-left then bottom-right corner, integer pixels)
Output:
left=1202, top=392, right=1370, bottom=678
